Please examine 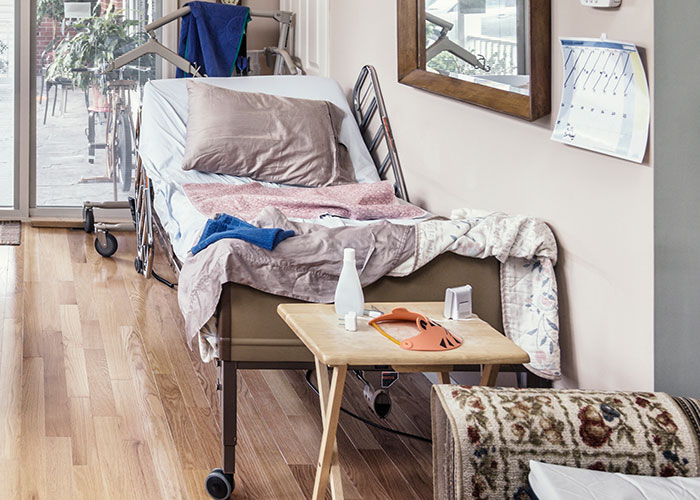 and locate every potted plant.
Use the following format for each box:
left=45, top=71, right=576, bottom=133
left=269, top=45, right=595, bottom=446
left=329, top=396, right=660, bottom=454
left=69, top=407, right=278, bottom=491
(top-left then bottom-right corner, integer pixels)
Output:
left=46, top=4, right=144, bottom=91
